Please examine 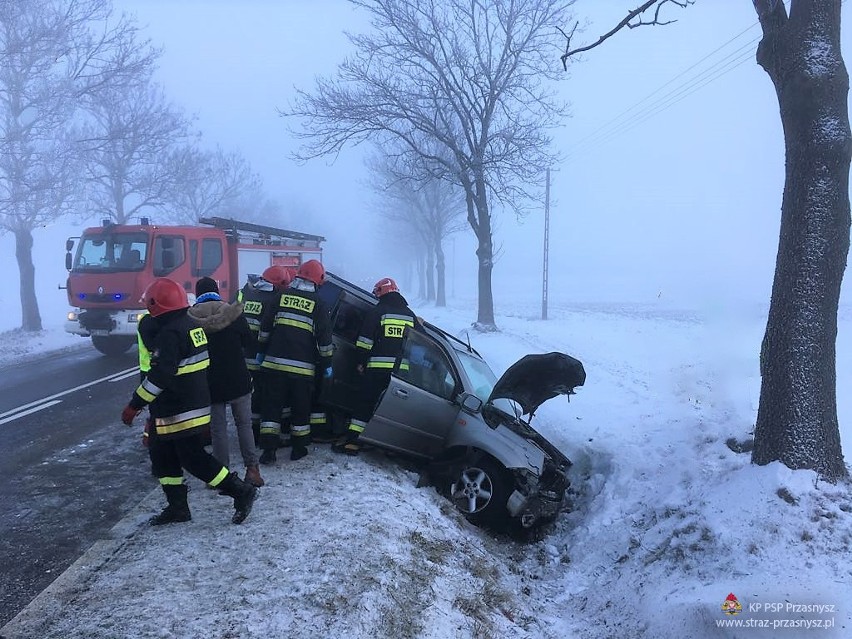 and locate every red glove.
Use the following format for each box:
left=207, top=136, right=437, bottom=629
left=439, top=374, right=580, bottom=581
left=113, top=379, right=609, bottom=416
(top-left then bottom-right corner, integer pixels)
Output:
left=121, top=405, right=140, bottom=426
